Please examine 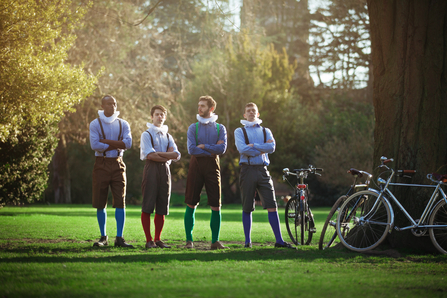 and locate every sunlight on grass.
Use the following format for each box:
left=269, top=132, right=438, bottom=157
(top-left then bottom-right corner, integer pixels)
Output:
left=1, top=204, right=446, bottom=298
